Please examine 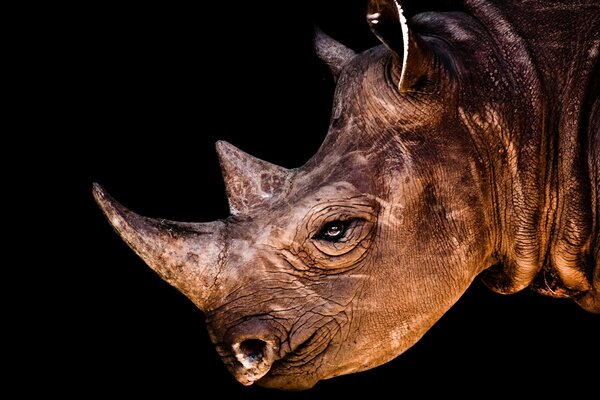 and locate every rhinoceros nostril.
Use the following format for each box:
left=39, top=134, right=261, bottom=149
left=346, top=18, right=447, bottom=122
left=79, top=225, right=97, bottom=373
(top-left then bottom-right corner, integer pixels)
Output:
left=227, top=328, right=278, bottom=385
left=230, top=338, right=274, bottom=385
left=233, top=339, right=270, bottom=371
left=239, top=339, right=266, bottom=362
